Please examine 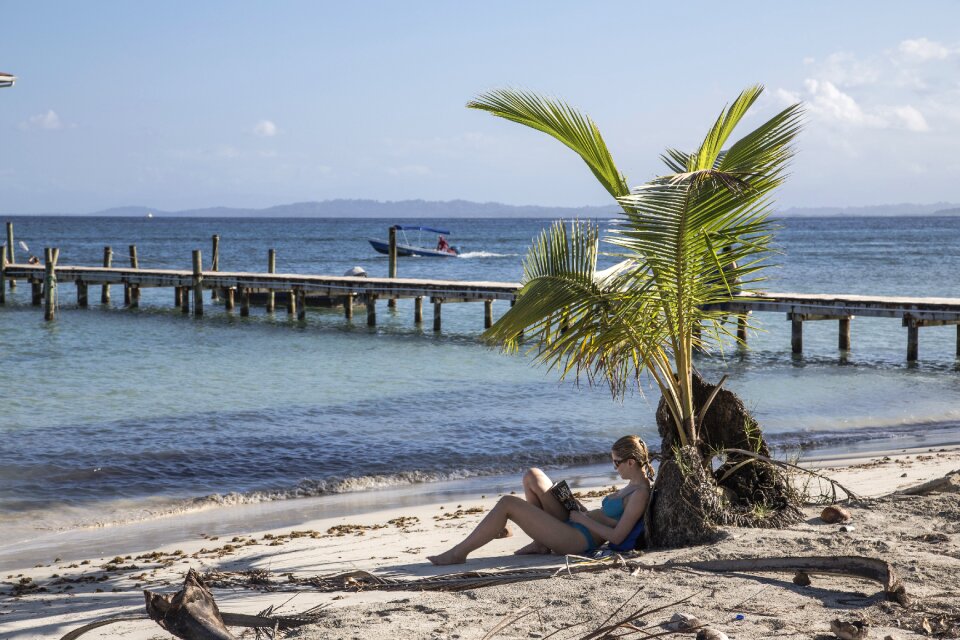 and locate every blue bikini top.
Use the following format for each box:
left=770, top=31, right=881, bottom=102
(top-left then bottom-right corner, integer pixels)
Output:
left=601, top=486, right=641, bottom=519
left=601, top=494, right=625, bottom=519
